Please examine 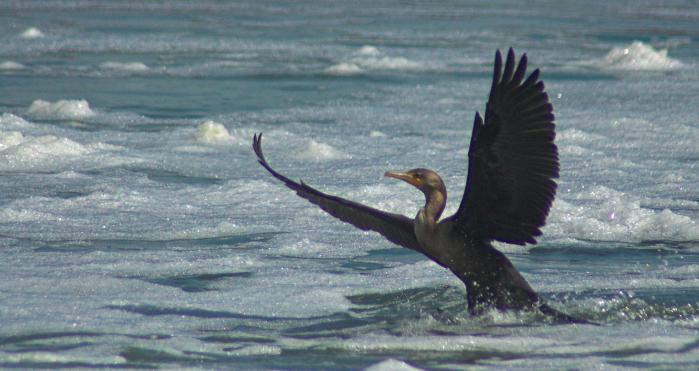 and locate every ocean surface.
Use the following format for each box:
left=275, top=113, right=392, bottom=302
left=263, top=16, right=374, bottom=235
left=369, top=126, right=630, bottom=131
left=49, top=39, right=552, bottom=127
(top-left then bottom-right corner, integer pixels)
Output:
left=1, top=1, right=698, bottom=369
